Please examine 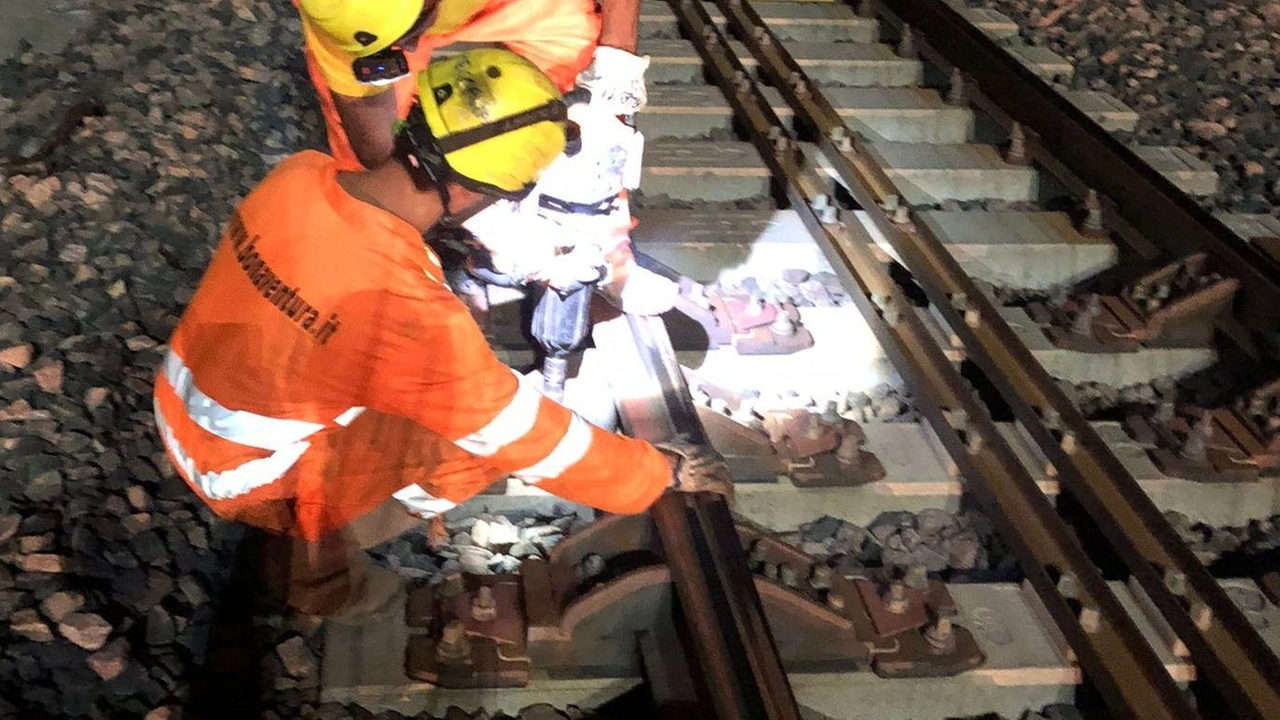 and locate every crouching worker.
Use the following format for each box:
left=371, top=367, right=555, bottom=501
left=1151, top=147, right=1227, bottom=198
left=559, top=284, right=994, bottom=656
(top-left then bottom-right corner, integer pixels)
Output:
left=151, top=49, right=731, bottom=619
